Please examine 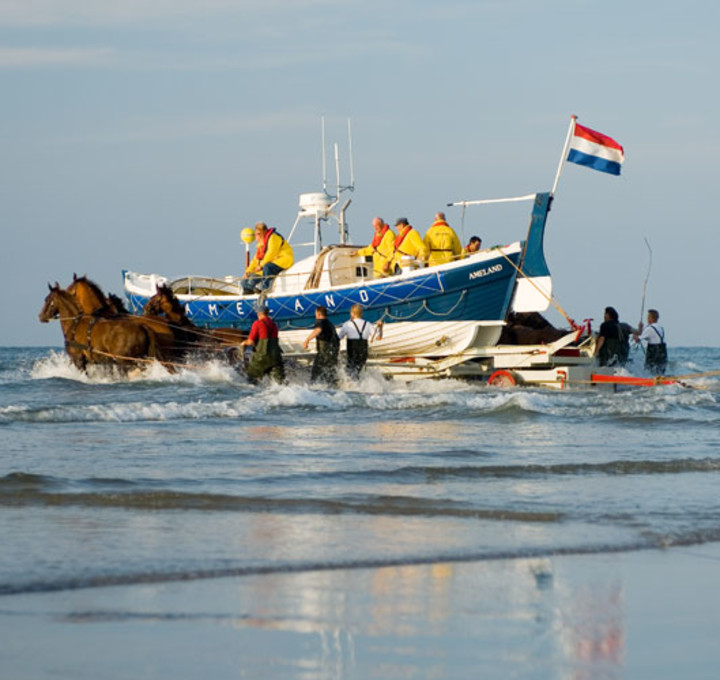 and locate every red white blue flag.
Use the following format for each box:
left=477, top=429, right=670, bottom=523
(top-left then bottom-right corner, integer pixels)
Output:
left=567, top=123, right=624, bottom=176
